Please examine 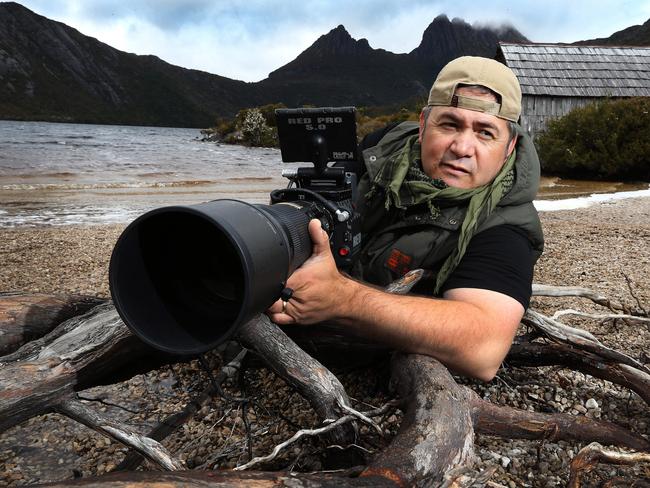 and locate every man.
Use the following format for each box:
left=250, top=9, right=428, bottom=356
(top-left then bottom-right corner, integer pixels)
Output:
left=268, top=56, right=544, bottom=382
